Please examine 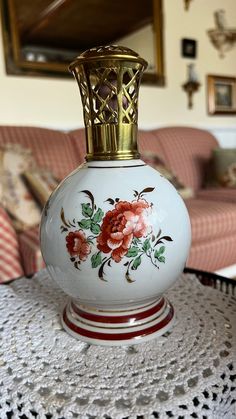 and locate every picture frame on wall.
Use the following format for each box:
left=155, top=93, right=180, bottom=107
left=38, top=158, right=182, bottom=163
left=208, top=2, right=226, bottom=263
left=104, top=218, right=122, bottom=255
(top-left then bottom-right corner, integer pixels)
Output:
left=207, top=75, right=236, bottom=115
left=181, top=38, right=197, bottom=58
